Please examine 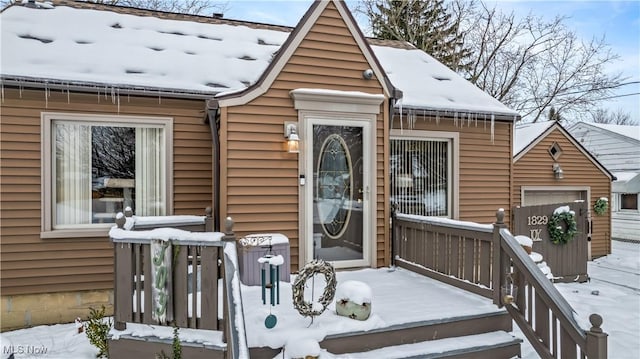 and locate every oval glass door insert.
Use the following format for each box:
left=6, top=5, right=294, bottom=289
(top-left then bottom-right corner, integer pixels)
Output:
left=316, top=134, right=353, bottom=239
